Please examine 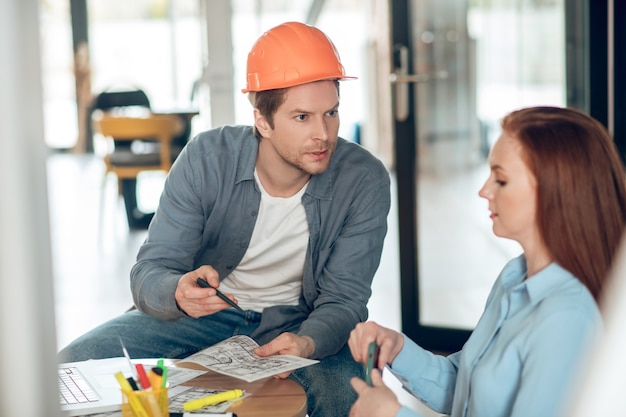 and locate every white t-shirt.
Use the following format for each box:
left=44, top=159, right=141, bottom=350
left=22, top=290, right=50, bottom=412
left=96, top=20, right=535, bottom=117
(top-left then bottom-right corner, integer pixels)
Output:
left=219, top=170, right=309, bottom=312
